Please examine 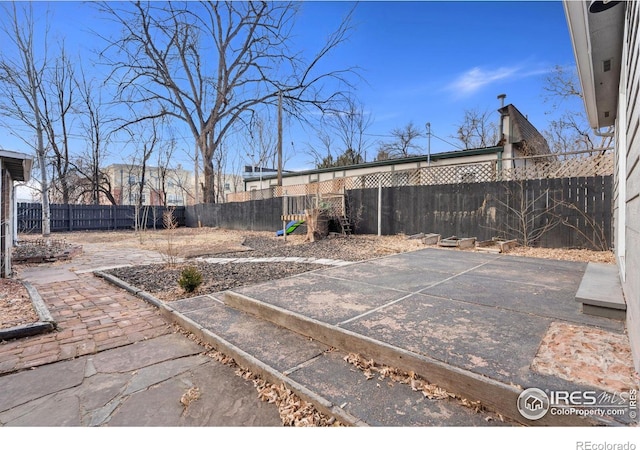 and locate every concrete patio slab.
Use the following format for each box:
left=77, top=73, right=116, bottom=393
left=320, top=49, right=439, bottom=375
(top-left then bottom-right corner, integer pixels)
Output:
left=576, top=262, right=626, bottom=311
left=368, top=247, right=501, bottom=274
left=18, top=267, right=79, bottom=285
left=236, top=272, right=408, bottom=324
left=223, top=247, right=636, bottom=425
left=182, top=301, right=330, bottom=373
left=288, top=350, right=510, bottom=426
left=422, top=273, right=625, bottom=331
left=341, top=292, right=552, bottom=386
left=316, top=262, right=459, bottom=293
